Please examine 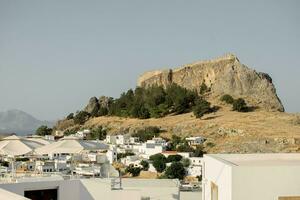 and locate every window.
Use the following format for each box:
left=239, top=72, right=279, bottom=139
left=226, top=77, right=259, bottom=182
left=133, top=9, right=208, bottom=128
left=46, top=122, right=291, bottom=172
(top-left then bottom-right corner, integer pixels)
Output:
left=25, top=188, right=57, bottom=200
